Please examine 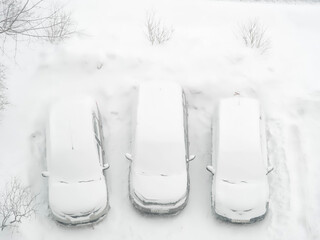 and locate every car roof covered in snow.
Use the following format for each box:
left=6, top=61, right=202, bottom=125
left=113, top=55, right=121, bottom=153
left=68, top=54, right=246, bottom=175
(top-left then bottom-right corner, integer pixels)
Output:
left=133, top=81, right=186, bottom=175
left=216, top=97, right=266, bottom=181
left=46, top=96, right=101, bottom=181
